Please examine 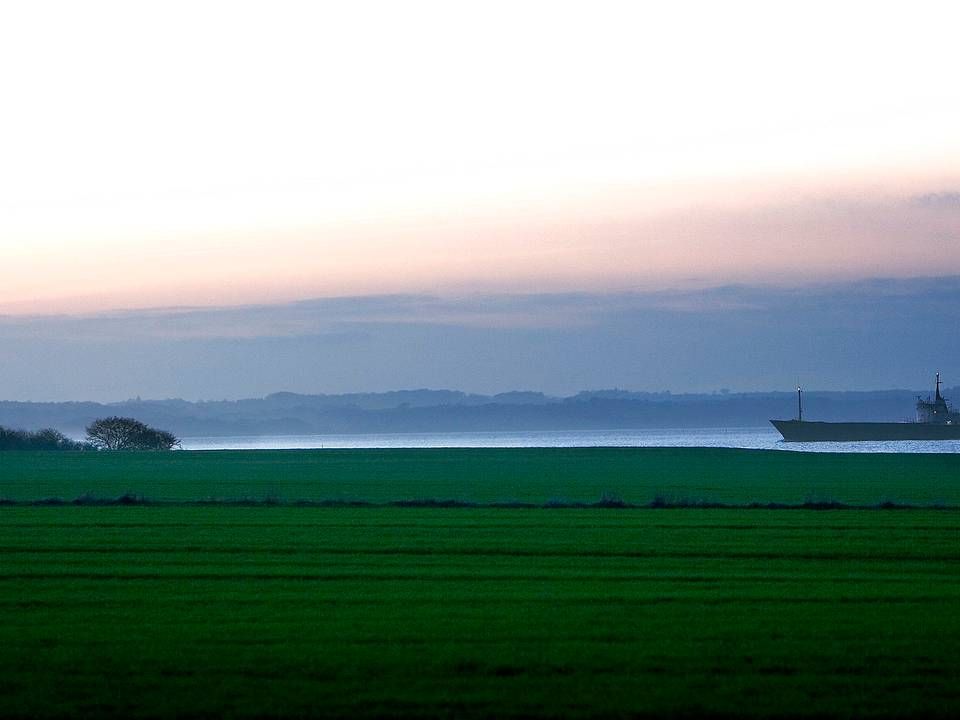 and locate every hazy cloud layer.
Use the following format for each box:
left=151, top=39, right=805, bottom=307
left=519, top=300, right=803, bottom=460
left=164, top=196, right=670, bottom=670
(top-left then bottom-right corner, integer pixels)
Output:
left=3, top=183, right=960, bottom=314
left=2, top=276, right=960, bottom=402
